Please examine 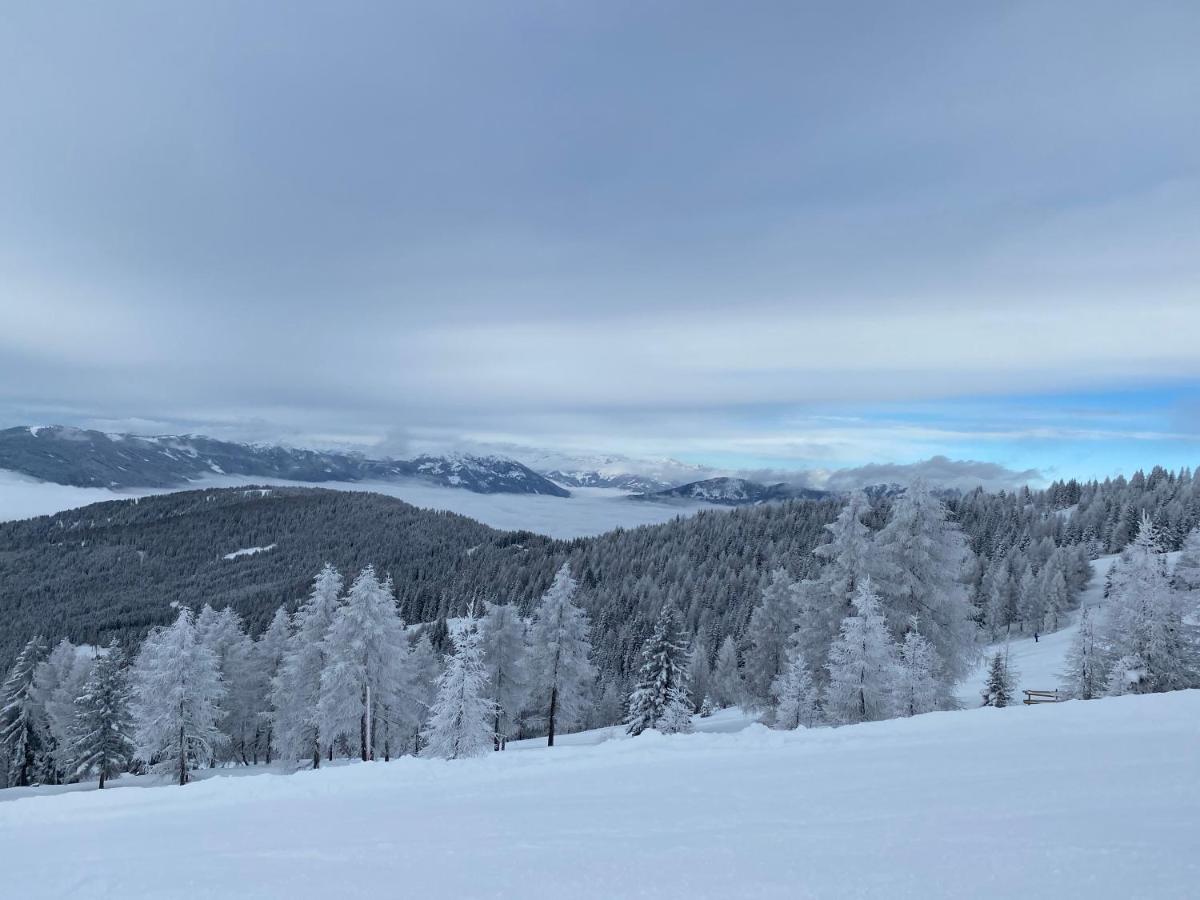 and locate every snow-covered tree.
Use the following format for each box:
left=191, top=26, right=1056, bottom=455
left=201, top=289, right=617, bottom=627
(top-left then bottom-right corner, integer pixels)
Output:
left=1103, top=515, right=1199, bottom=695
left=0, top=635, right=48, bottom=787
left=770, top=643, right=820, bottom=730
left=981, top=651, right=1016, bottom=708
left=317, top=566, right=410, bottom=761
left=272, top=564, right=343, bottom=767
left=404, top=633, right=442, bottom=756
left=1173, top=526, right=1200, bottom=593
left=798, top=491, right=875, bottom=686
left=1062, top=608, right=1105, bottom=700
left=196, top=604, right=257, bottom=764
left=686, top=639, right=712, bottom=713
left=743, top=569, right=800, bottom=709
left=699, top=695, right=715, bottom=718
left=526, top=564, right=596, bottom=746
left=423, top=611, right=496, bottom=760
left=874, top=480, right=978, bottom=698
left=894, top=628, right=938, bottom=717
left=70, top=641, right=134, bottom=788
left=825, top=579, right=897, bottom=725
left=478, top=601, right=528, bottom=750
left=626, top=605, right=693, bottom=736
left=254, top=606, right=291, bottom=763
left=130, top=608, right=226, bottom=785
left=32, top=638, right=94, bottom=782
left=711, top=636, right=742, bottom=709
